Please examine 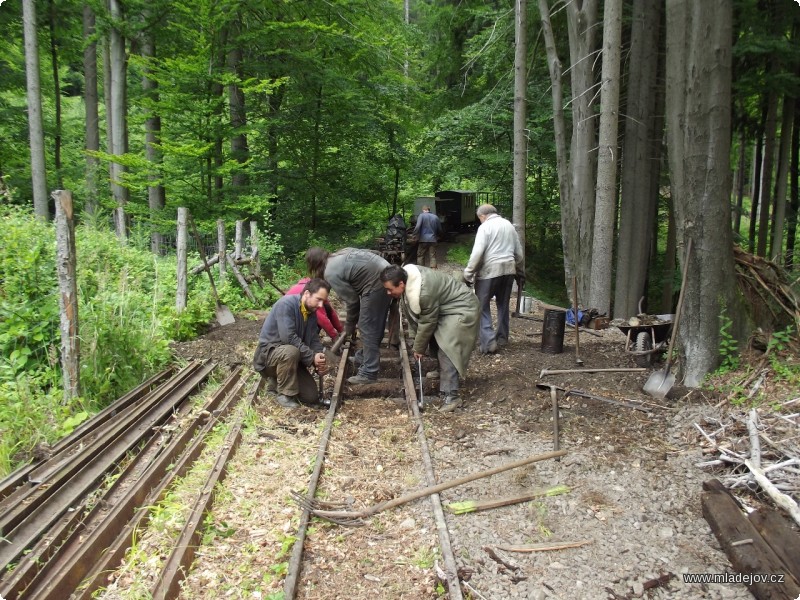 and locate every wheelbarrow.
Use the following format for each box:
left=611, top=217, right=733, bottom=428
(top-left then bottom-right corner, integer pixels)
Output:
left=616, top=314, right=674, bottom=367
